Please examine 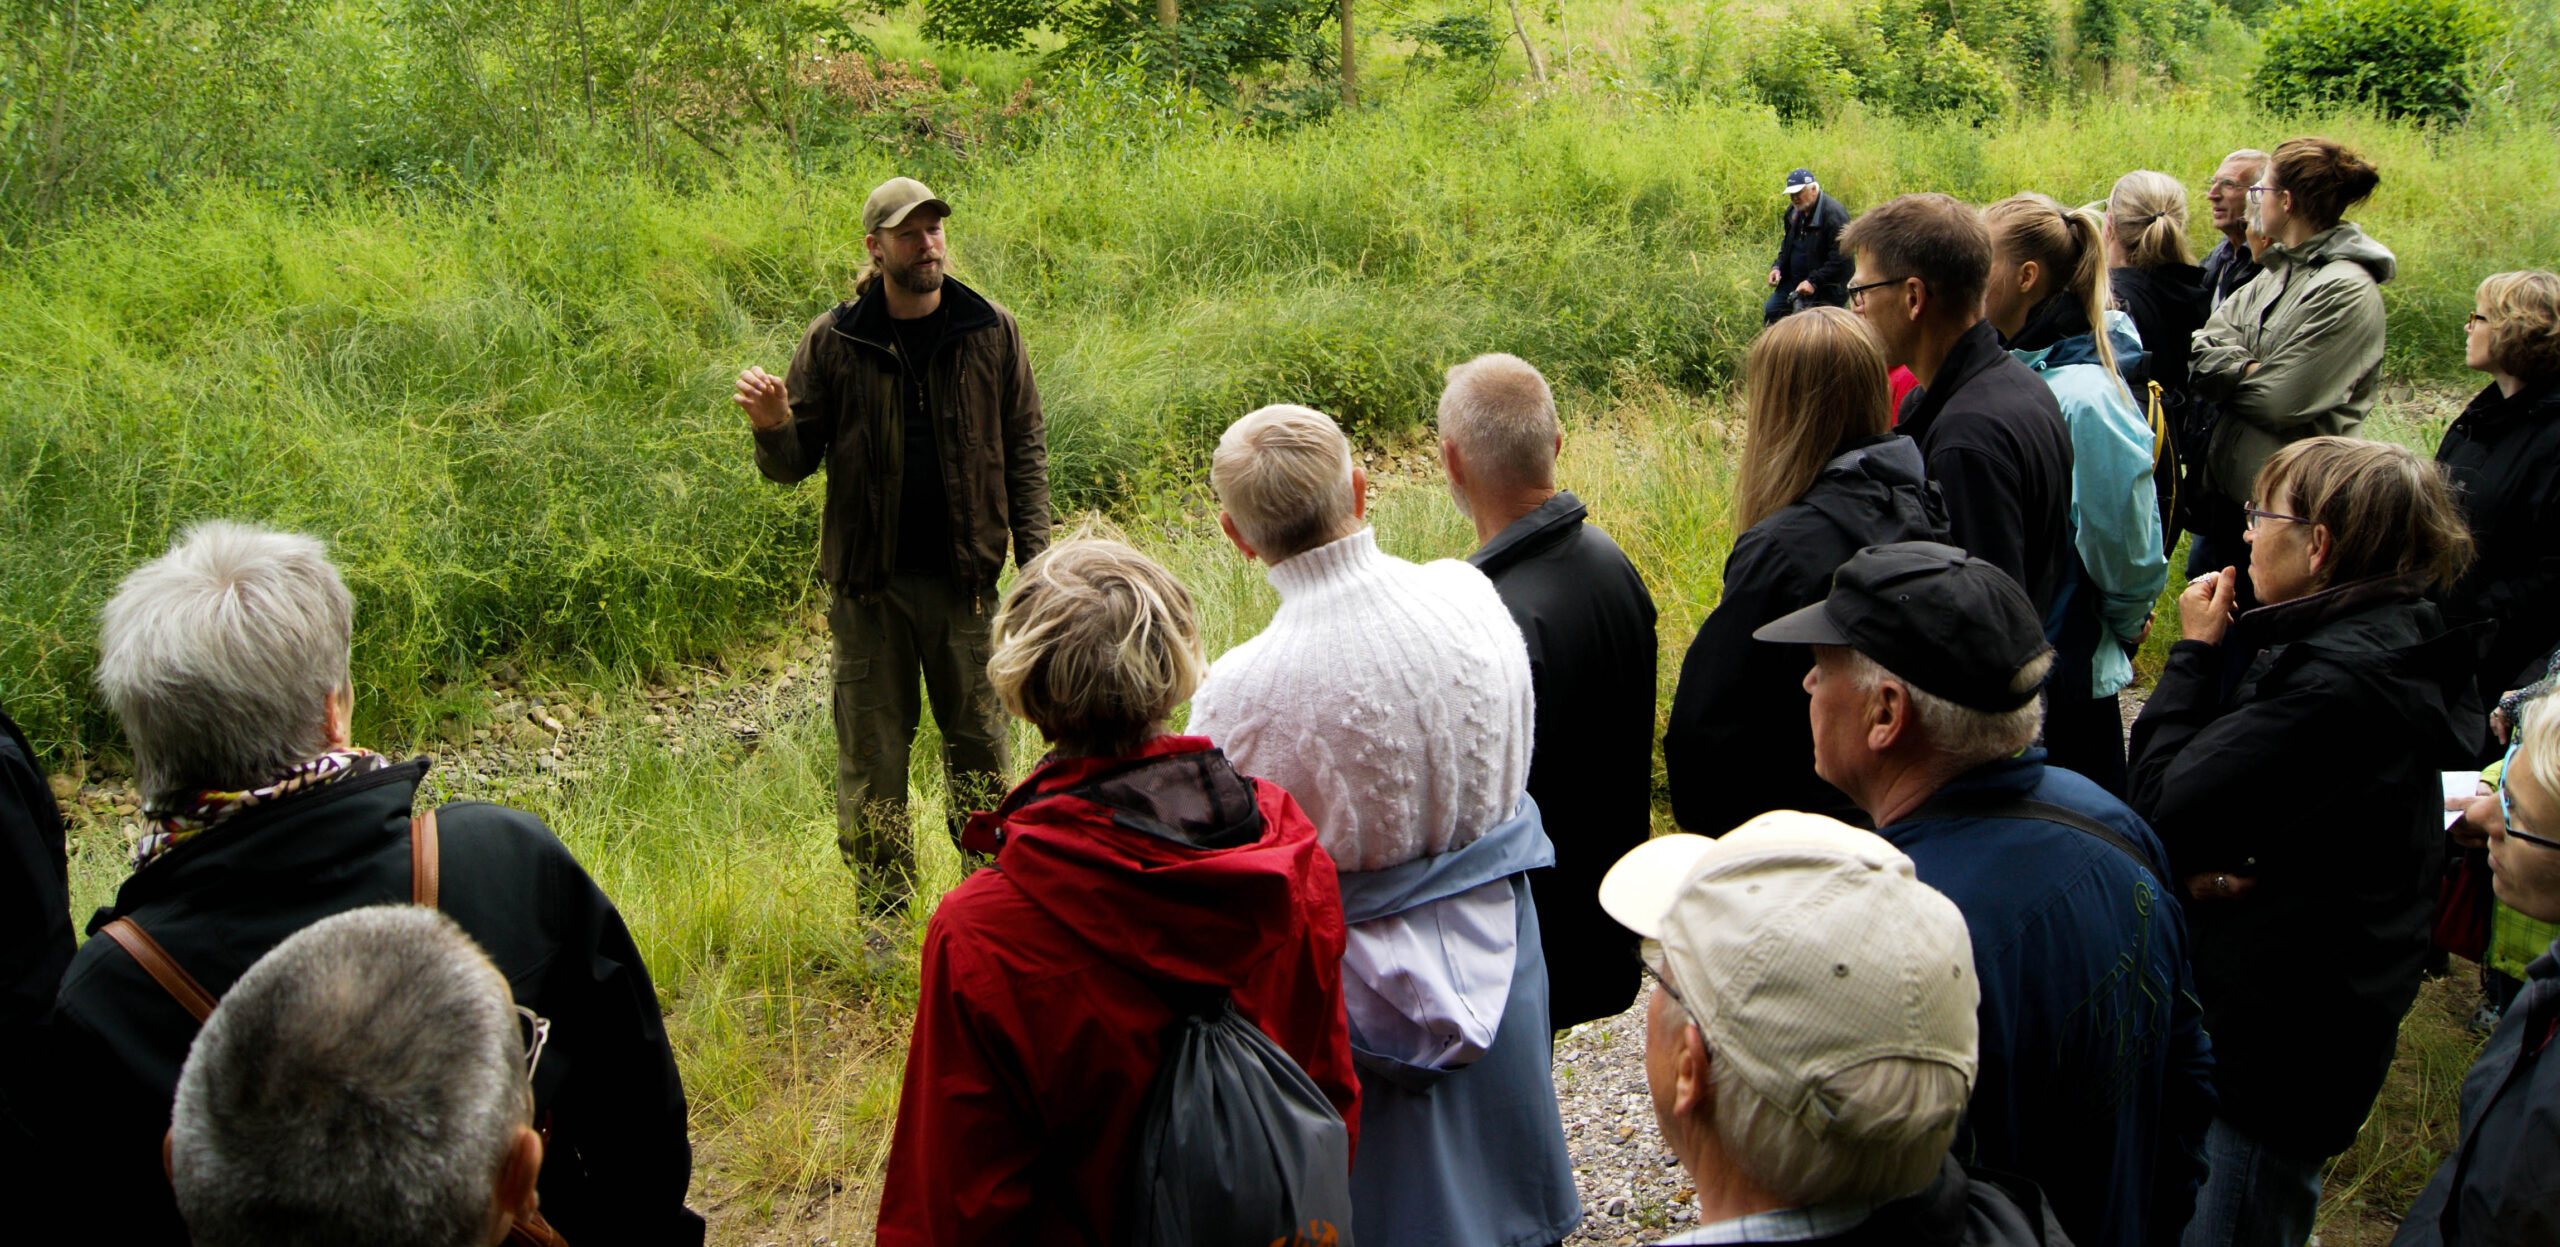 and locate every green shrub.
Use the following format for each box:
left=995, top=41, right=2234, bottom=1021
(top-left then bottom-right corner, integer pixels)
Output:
left=2253, top=0, right=2499, bottom=123
left=1889, top=30, right=2016, bottom=122
left=1746, top=20, right=1858, bottom=119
